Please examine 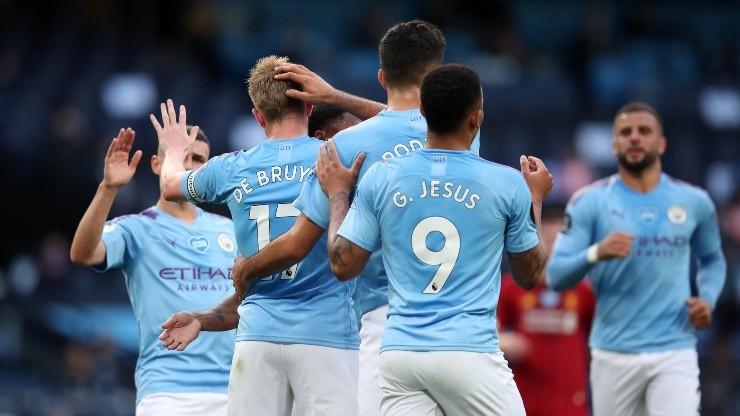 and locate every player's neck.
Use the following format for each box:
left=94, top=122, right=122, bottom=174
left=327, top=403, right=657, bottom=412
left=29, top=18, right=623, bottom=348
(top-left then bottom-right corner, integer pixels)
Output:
left=156, top=198, right=198, bottom=223
left=263, top=116, right=308, bottom=140
left=618, top=161, right=662, bottom=194
left=425, top=133, right=473, bottom=151
left=386, top=87, right=420, bottom=111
